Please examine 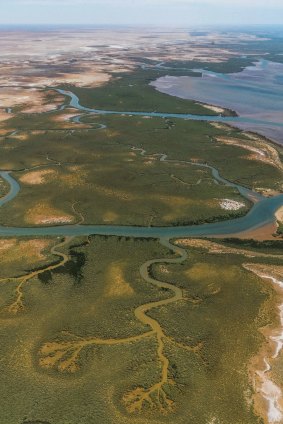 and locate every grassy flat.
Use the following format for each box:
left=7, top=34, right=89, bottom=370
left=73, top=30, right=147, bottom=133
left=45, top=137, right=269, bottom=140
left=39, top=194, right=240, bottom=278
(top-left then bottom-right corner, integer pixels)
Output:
left=1, top=111, right=282, bottom=228
left=0, top=235, right=281, bottom=423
